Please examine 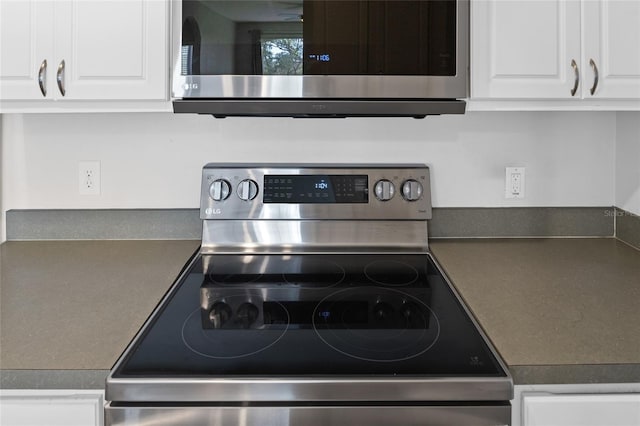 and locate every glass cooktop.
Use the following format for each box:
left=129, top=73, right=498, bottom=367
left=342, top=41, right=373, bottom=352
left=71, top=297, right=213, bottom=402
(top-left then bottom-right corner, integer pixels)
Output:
left=114, top=253, right=506, bottom=378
